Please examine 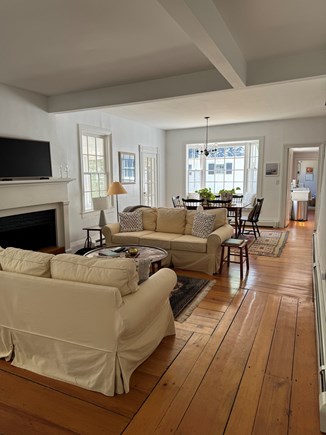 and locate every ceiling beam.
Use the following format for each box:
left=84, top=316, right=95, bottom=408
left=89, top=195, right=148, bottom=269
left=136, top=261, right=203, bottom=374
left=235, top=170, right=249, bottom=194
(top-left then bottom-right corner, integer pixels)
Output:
left=157, top=0, right=246, bottom=89
left=247, top=49, right=326, bottom=86
left=48, top=69, right=231, bottom=113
